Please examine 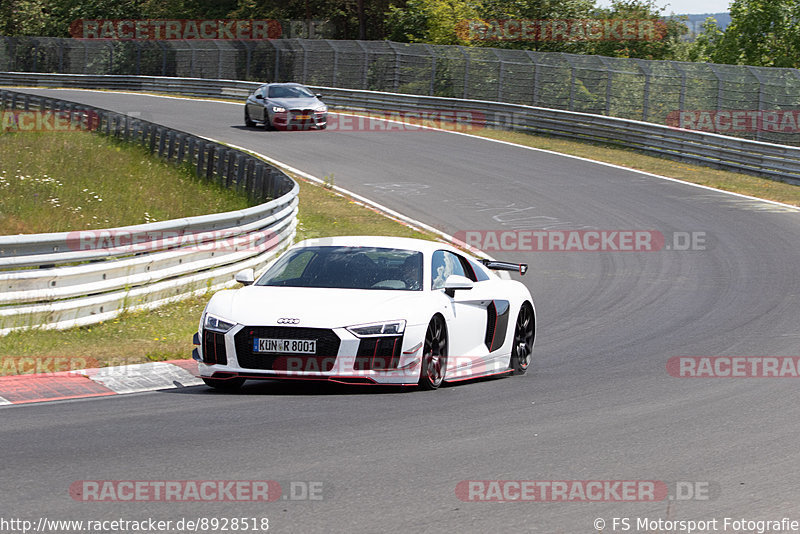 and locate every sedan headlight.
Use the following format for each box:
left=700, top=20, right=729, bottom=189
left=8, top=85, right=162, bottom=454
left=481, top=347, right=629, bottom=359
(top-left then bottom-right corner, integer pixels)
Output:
left=315, top=105, right=327, bottom=113
left=271, top=106, right=286, bottom=113
left=204, top=313, right=236, bottom=333
left=347, top=320, right=406, bottom=337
